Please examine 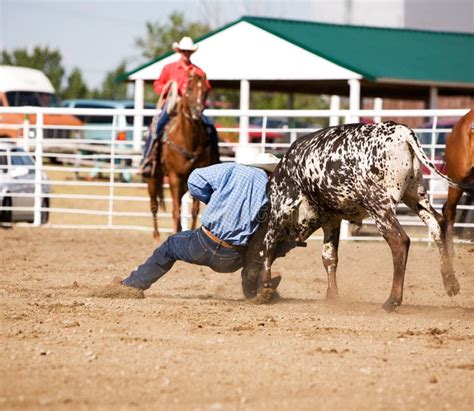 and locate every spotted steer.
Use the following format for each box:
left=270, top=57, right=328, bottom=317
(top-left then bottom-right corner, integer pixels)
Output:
left=242, top=121, right=473, bottom=311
